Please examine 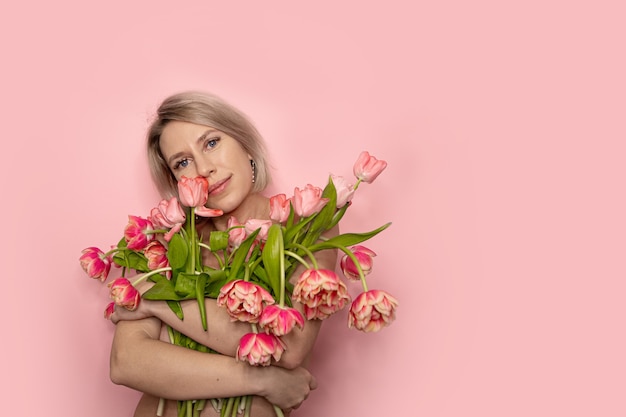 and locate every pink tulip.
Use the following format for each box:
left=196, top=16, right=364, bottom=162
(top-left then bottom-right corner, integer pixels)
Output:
left=331, top=175, right=355, bottom=208
left=124, top=215, right=155, bottom=251
left=353, top=151, right=387, bottom=183
left=217, top=279, right=275, bottom=323
left=348, top=290, right=398, bottom=332
left=340, top=245, right=377, bottom=281
left=144, top=241, right=170, bottom=271
left=292, top=269, right=351, bottom=320
left=194, top=206, right=223, bottom=218
left=104, top=302, right=115, bottom=319
left=177, top=176, right=209, bottom=208
left=79, top=247, right=111, bottom=282
left=244, top=219, right=272, bottom=242
left=149, top=197, right=186, bottom=241
left=269, top=193, right=291, bottom=223
left=236, top=332, right=286, bottom=366
left=108, top=277, right=141, bottom=311
left=259, top=305, right=305, bottom=336
left=227, top=216, right=246, bottom=249
left=292, top=184, right=329, bottom=218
